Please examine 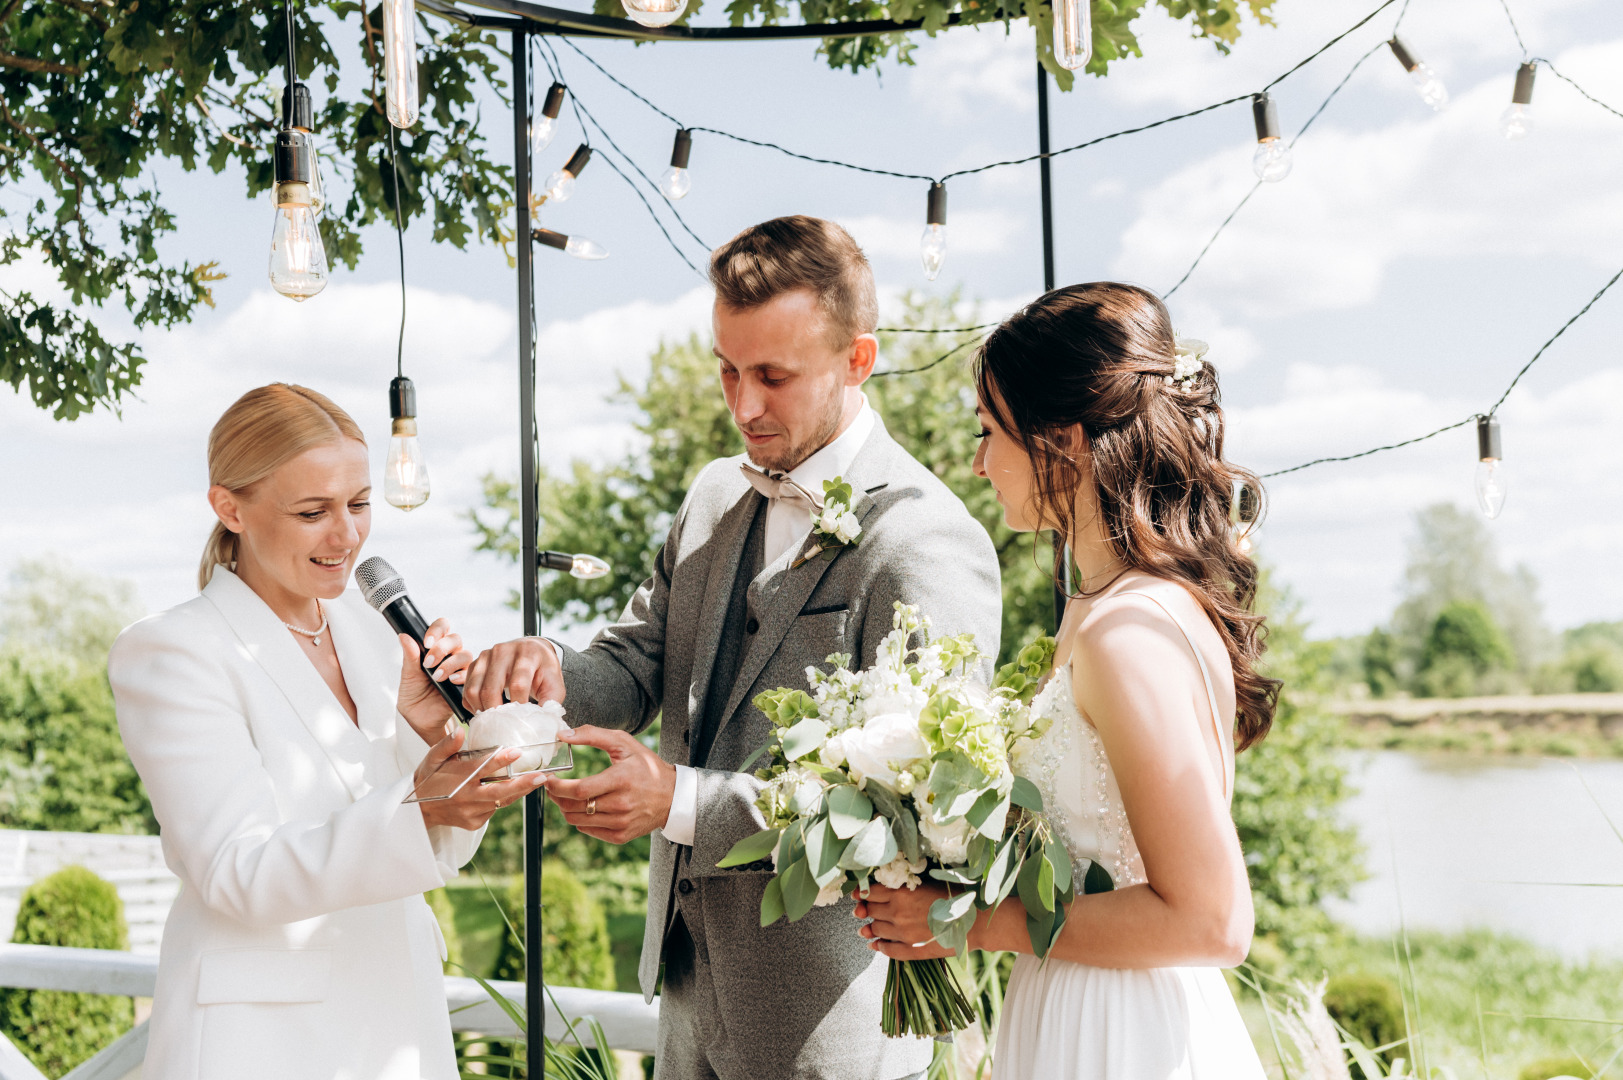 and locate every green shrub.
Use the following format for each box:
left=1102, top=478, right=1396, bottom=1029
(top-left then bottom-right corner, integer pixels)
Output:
left=1324, top=973, right=1406, bottom=1075
left=1519, top=1057, right=1592, bottom=1080
left=424, top=888, right=463, bottom=974
left=1416, top=601, right=1514, bottom=698
left=0, top=647, right=154, bottom=835
left=0, top=866, right=133, bottom=1077
left=492, top=860, right=614, bottom=991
